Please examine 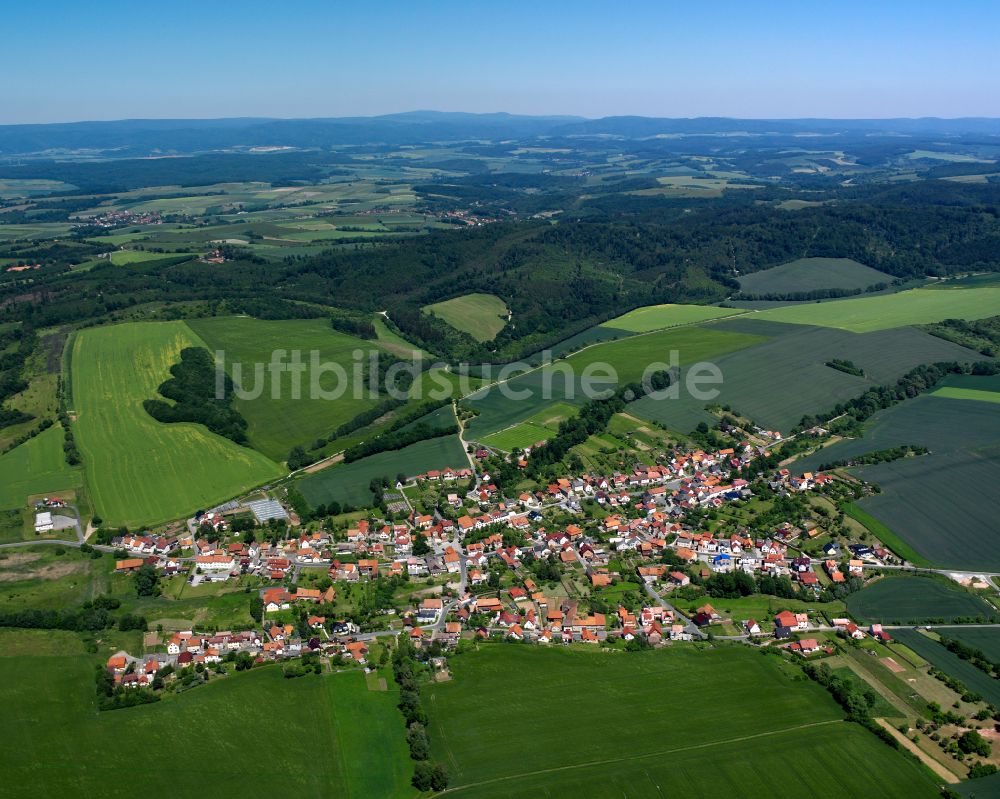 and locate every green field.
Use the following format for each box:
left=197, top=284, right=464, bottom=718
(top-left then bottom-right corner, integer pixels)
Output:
left=480, top=421, right=554, bottom=451
left=935, top=627, right=1000, bottom=663
left=629, top=320, right=978, bottom=434
left=464, top=324, right=766, bottom=438
left=109, top=250, right=197, bottom=265
left=599, top=302, right=740, bottom=333
left=70, top=322, right=281, bottom=528
left=931, top=386, right=1000, bottom=404
left=0, top=643, right=415, bottom=798
left=423, top=293, right=509, bottom=341
left=892, top=629, right=1000, bottom=707
left=298, top=434, right=468, bottom=508
left=188, top=316, right=389, bottom=460
left=0, top=425, right=83, bottom=510
left=738, top=257, right=891, bottom=296
left=751, top=286, right=1000, bottom=332
left=425, top=644, right=938, bottom=798
left=845, top=576, right=996, bottom=624
left=795, top=392, right=1000, bottom=569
